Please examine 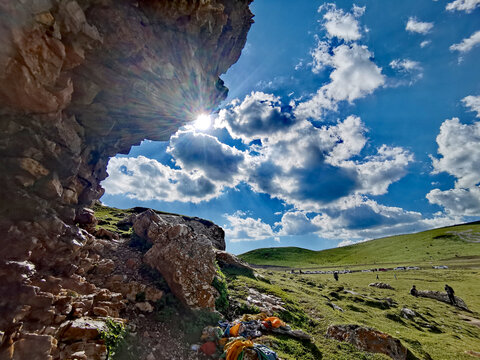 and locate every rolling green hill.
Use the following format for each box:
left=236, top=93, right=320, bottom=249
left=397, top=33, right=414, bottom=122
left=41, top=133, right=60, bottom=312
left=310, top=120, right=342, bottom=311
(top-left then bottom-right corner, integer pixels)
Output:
left=239, top=222, right=480, bottom=268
